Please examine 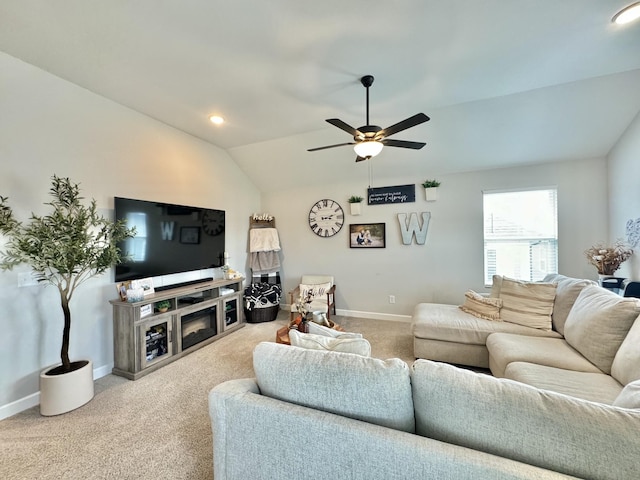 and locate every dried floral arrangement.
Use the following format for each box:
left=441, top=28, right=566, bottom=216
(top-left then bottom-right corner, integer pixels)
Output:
left=584, top=240, right=633, bottom=275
